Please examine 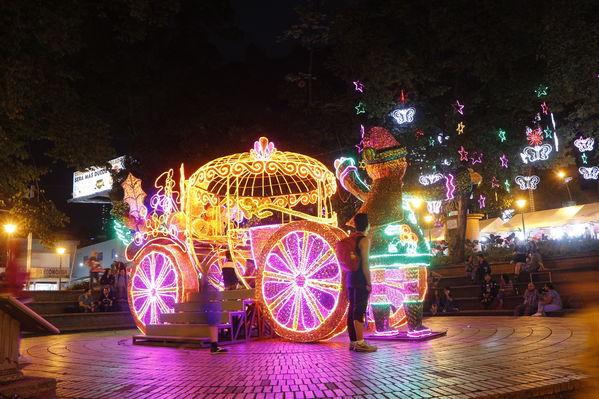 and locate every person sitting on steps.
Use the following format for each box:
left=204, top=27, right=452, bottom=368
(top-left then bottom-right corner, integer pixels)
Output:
left=532, top=283, right=562, bottom=317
